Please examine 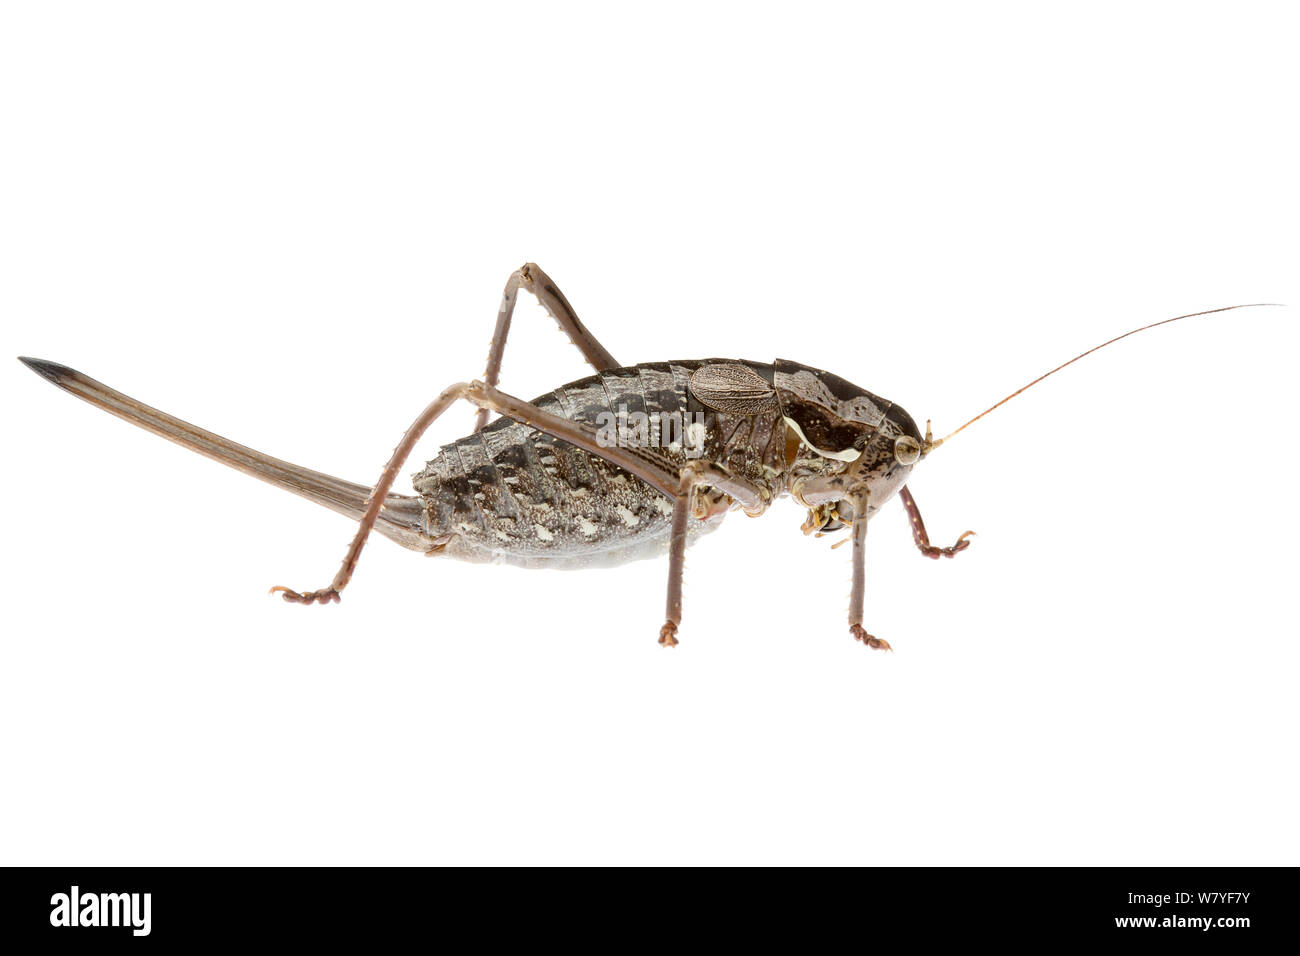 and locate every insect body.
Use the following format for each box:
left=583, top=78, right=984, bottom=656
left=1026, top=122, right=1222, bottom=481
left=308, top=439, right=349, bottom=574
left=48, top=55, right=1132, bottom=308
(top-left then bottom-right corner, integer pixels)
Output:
left=17, top=264, right=1271, bottom=650
left=414, top=358, right=918, bottom=571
